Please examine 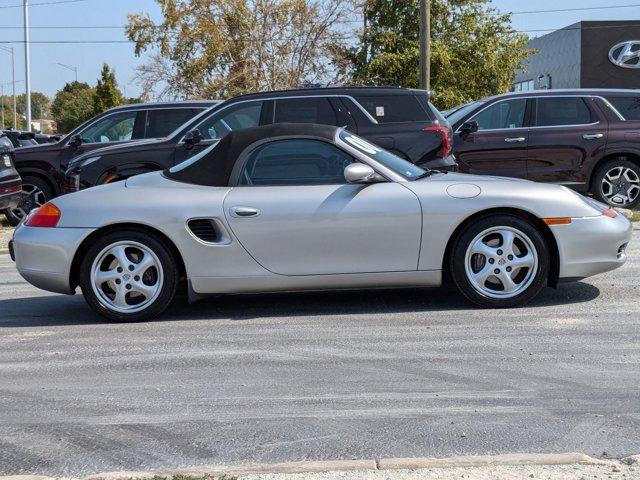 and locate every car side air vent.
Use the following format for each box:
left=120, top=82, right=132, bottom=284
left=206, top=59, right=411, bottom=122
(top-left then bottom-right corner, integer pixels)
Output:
left=187, top=219, right=219, bottom=243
